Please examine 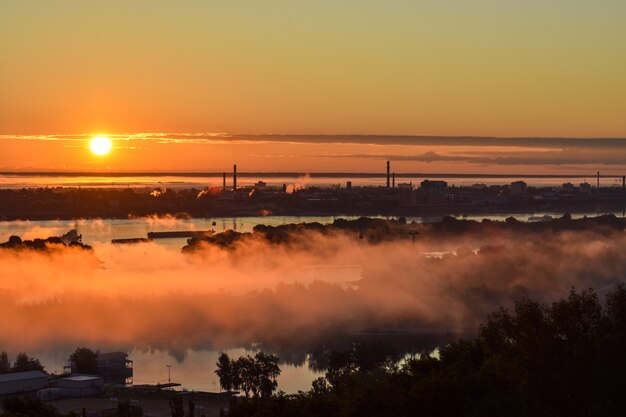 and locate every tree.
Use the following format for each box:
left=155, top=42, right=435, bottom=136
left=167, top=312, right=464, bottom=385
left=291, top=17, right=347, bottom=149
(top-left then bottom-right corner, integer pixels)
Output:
left=215, top=352, right=234, bottom=392
left=2, top=397, right=60, bottom=417
left=117, top=400, right=143, bottom=417
left=69, top=347, right=99, bottom=374
left=225, top=288, right=626, bottom=417
left=253, top=352, right=281, bottom=399
left=12, top=352, right=44, bottom=373
left=215, top=352, right=282, bottom=399
left=236, top=356, right=257, bottom=398
left=188, top=399, right=195, bottom=417
left=169, top=396, right=184, bottom=417
left=0, top=352, right=10, bottom=374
